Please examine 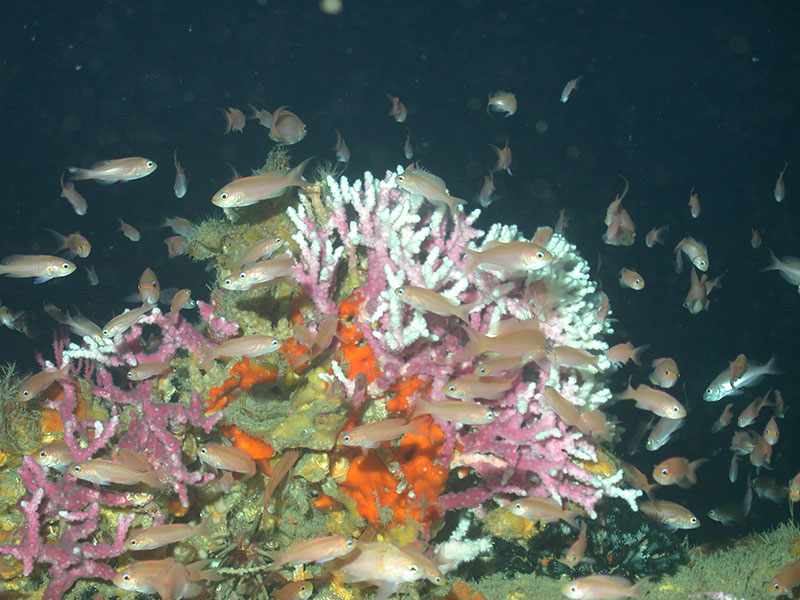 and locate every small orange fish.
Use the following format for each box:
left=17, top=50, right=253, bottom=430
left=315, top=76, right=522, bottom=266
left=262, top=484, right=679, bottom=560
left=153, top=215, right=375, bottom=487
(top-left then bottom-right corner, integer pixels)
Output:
left=558, top=522, right=592, bottom=568
left=606, top=342, right=649, bottom=366
left=45, top=229, right=91, bottom=258
left=198, top=334, right=282, bottom=366
left=212, top=158, right=311, bottom=208
left=487, top=90, right=517, bottom=116
left=489, top=139, right=512, bottom=175
left=619, top=268, right=645, bottom=290
left=67, top=157, right=157, bottom=183
left=127, top=361, right=172, bottom=382
left=173, top=149, right=187, bottom=198
left=729, top=353, right=748, bottom=387
left=763, top=416, right=779, bottom=446
left=333, top=128, right=350, bottom=163
left=396, top=162, right=466, bottom=215
left=617, top=381, right=686, bottom=419
left=509, top=497, right=580, bottom=528
left=652, top=457, right=707, bottom=487
left=0, top=255, right=76, bottom=283
left=750, top=228, right=762, bottom=248
left=59, top=171, right=88, bottom=215
left=101, top=304, right=153, bottom=338
left=33, top=440, right=74, bottom=472
left=711, top=403, right=734, bottom=433
left=387, top=94, right=408, bottom=122
left=766, top=557, right=800, bottom=597
left=117, top=218, right=141, bottom=242
left=164, top=235, right=188, bottom=258
left=125, top=521, right=210, bottom=551
left=198, top=443, right=256, bottom=479
left=222, top=106, right=246, bottom=134
left=645, top=225, right=668, bottom=247
left=338, top=418, right=416, bottom=450
left=267, top=535, right=355, bottom=569
left=688, top=186, right=701, bottom=218
left=638, top=499, right=700, bottom=530
left=649, top=358, right=679, bottom=388
left=394, top=285, right=477, bottom=323
left=563, top=575, right=647, bottom=600
left=404, top=128, right=413, bottom=160
left=167, top=289, right=192, bottom=322
left=462, top=241, right=553, bottom=274
left=138, top=267, right=160, bottom=305
left=674, top=236, right=709, bottom=273
left=774, top=160, right=787, bottom=202
left=560, top=77, right=582, bottom=103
